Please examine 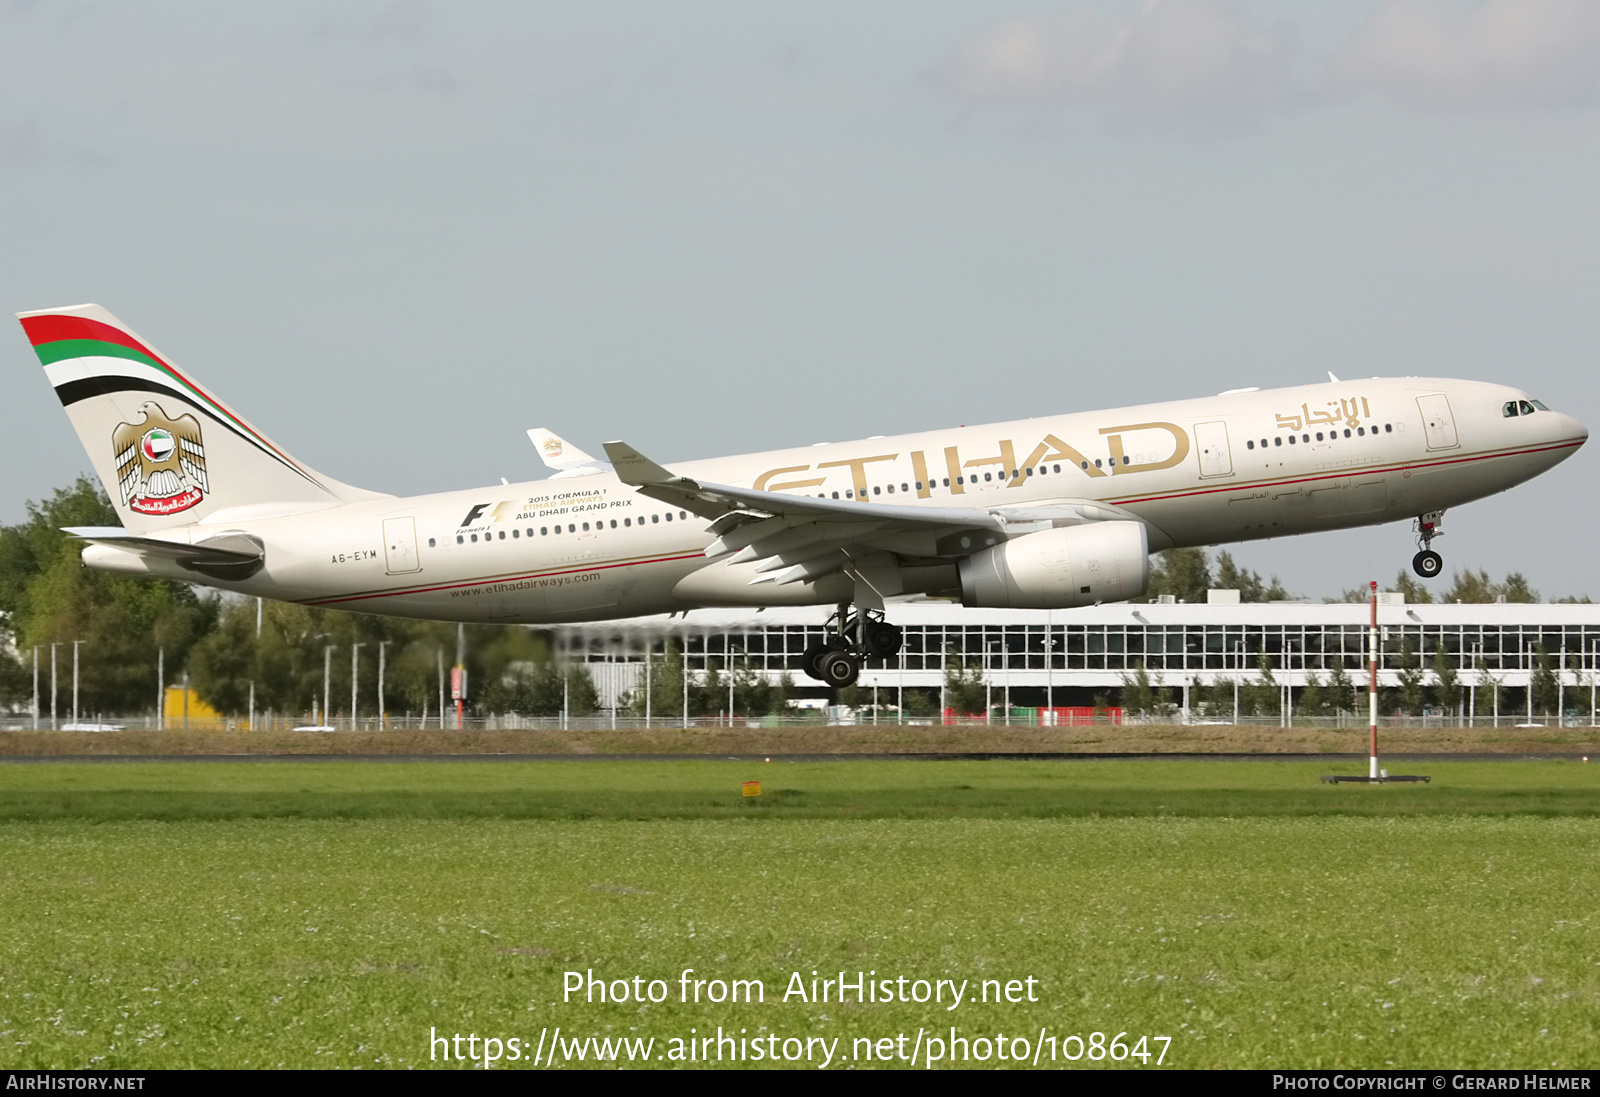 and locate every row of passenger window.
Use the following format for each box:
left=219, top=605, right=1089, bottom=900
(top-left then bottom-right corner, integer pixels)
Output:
left=1246, top=424, right=1394, bottom=450
left=815, top=460, right=1135, bottom=500
left=427, top=510, right=692, bottom=547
